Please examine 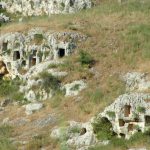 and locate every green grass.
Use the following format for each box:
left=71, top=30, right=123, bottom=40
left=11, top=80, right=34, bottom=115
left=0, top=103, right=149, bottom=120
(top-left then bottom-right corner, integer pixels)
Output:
left=106, top=111, right=116, bottom=118
left=25, top=133, right=58, bottom=150
left=89, top=129, right=150, bottom=150
left=70, top=84, right=80, bottom=91
left=34, top=33, right=44, bottom=44
left=0, top=79, right=25, bottom=103
left=0, top=125, right=16, bottom=150
left=69, top=126, right=81, bottom=134
left=122, top=24, right=150, bottom=61
left=50, top=92, right=64, bottom=108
